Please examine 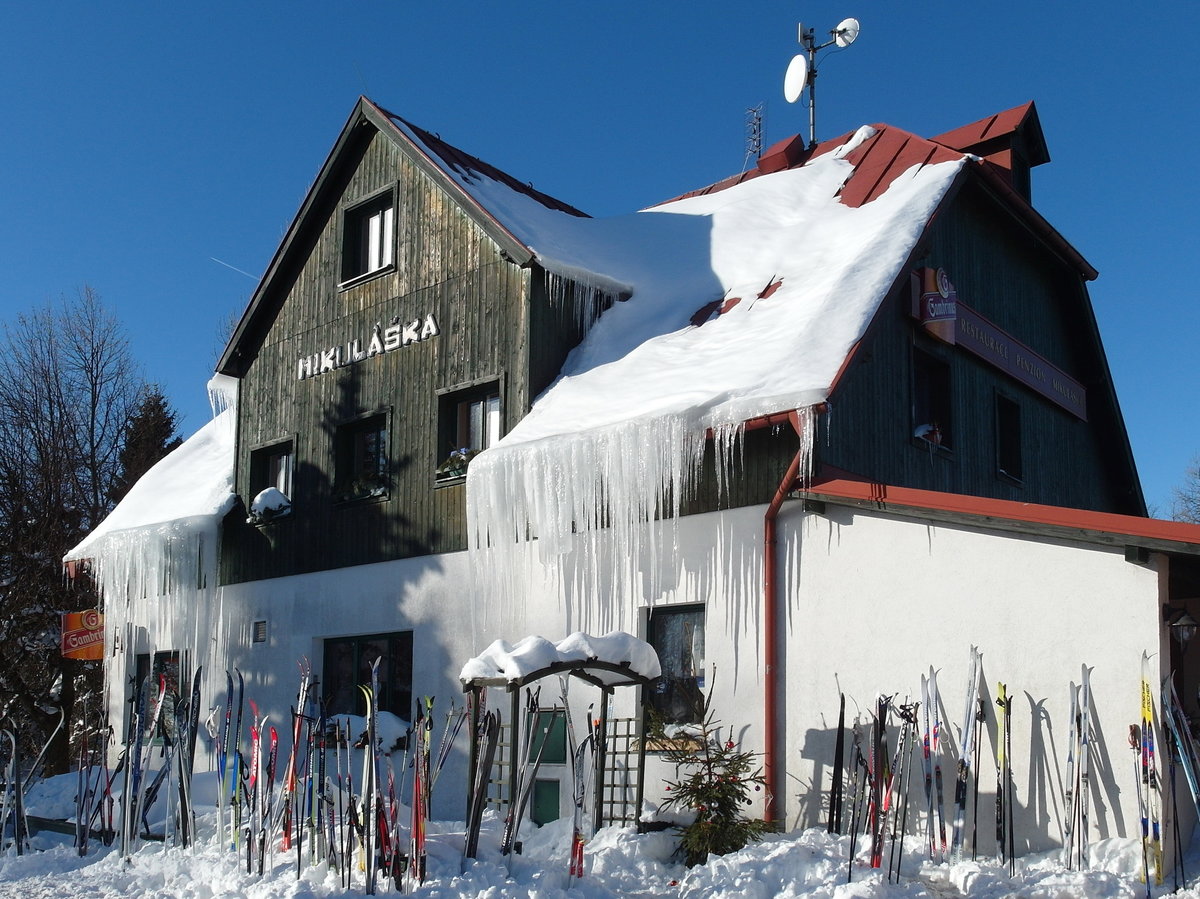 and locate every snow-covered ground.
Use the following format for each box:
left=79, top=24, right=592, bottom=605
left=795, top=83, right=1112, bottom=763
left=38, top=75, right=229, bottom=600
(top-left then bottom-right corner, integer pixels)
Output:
left=3, top=772, right=1197, bottom=898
